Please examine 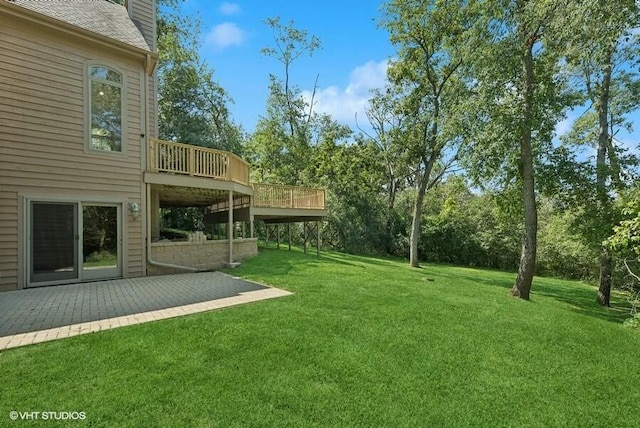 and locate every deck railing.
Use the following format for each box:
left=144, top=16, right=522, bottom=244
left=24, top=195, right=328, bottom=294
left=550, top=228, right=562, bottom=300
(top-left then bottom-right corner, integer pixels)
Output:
left=148, top=139, right=250, bottom=186
left=252, top=183, right=326, bottom=209
left=149, top=140, right=325, bottom=211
